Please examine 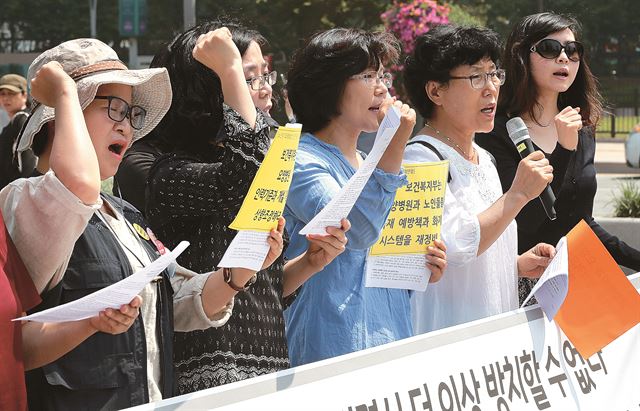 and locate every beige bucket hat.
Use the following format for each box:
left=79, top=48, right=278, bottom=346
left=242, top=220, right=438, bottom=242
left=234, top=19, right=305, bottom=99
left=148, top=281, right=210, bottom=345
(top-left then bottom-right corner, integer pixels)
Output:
left=16, top=38, right=172, bottom=155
